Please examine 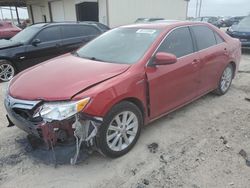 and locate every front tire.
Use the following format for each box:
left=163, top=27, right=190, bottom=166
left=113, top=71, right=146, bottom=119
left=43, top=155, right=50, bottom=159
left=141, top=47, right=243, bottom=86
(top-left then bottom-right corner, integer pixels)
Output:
left=214, top=64, right=234, bottom=96
left=96, top=101, right=143, bottom=158
left=0, top=60, right=15, bottom=82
